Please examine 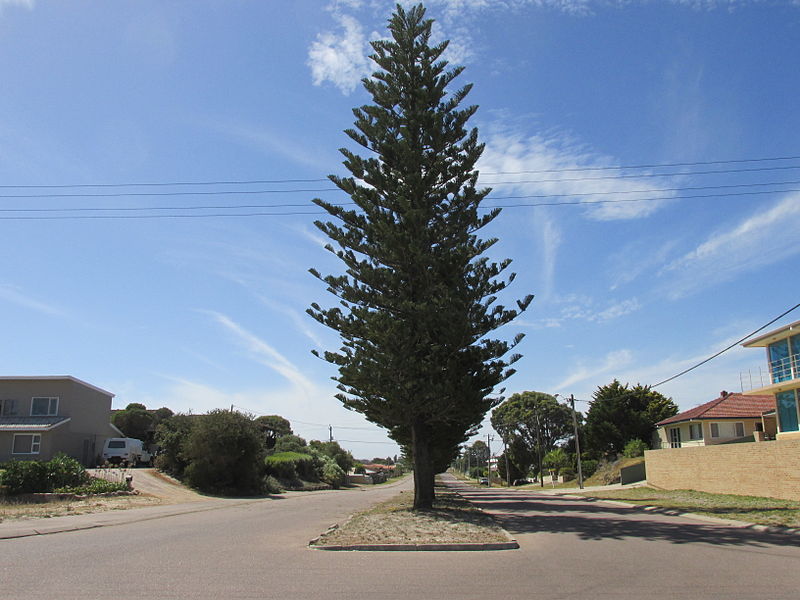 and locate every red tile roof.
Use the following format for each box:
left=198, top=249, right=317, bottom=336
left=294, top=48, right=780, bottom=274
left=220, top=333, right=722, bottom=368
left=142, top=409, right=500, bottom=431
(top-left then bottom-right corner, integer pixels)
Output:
left=656, top=393, right=775, bottom=426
